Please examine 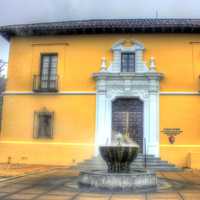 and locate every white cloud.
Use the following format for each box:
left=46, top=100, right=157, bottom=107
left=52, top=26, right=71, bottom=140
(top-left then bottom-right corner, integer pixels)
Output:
left=0, top=0, right=200, bottom=26
left=1, top=0, right=200, bottom=61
